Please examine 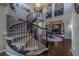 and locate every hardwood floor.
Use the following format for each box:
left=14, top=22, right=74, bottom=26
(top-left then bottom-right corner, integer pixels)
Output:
left=39, top=37, right=72, bottom=56
left=0, top=37, right=72, bottom=56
